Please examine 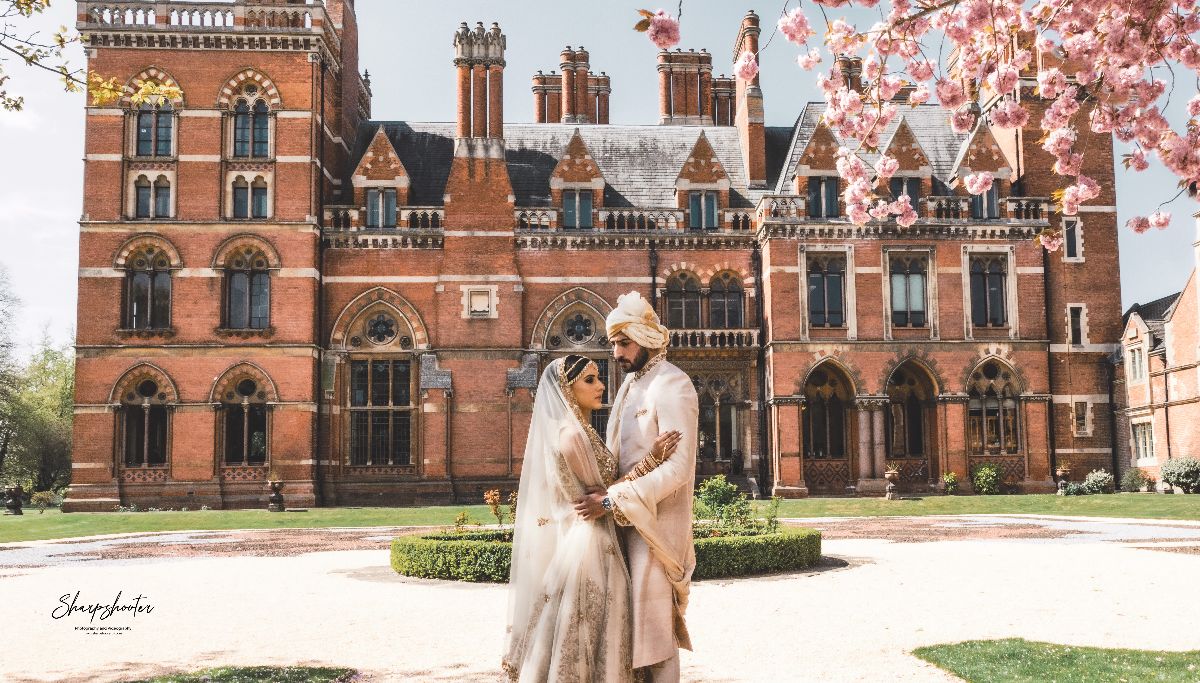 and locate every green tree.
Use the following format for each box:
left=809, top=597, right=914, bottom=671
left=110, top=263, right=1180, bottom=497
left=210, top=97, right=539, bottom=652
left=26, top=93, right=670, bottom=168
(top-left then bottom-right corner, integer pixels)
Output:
left=1, top=0, right=176, bottom=110
left=0, top=265, right=19, bottom=478
left=3, top=334, right=73, bottom=493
